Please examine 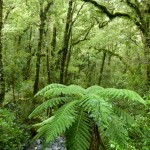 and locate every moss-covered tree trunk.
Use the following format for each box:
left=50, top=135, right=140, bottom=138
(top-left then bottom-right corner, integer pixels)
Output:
left=33, top=1, right=52, bottom=94
left=98, top=51, right=107, bottom=85
left=23, top=27, right=33, bottom=80
left=60, top=0, right=73, bottom=84
left=0, top=0, right=5, bottom=106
